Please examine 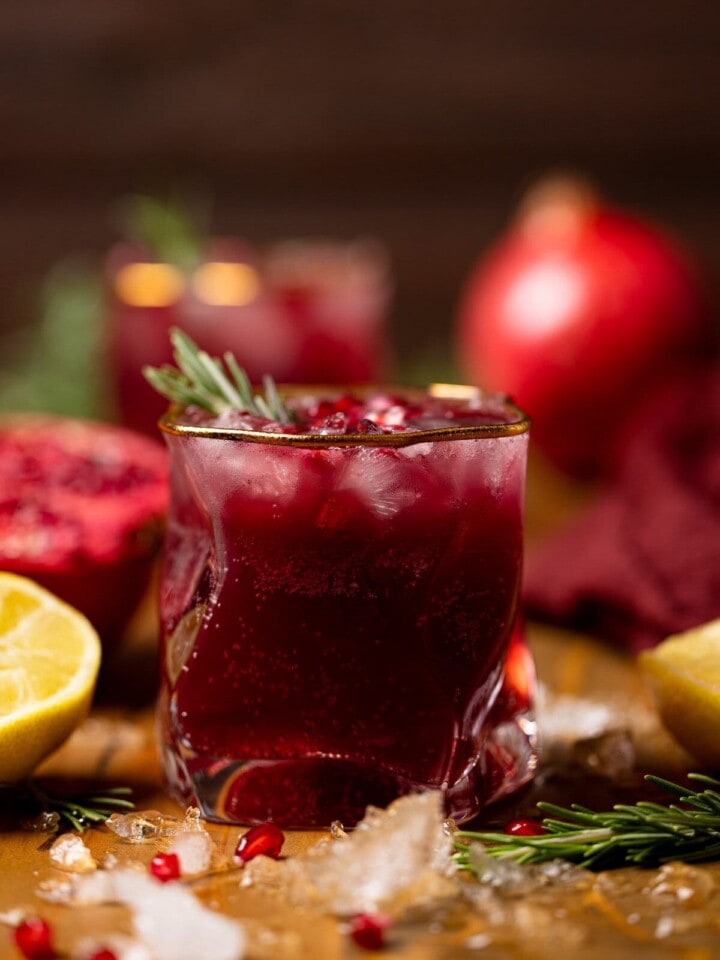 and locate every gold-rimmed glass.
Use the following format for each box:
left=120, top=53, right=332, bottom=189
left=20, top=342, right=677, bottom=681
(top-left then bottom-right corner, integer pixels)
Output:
left=156, top=385, right=535, bottom=827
